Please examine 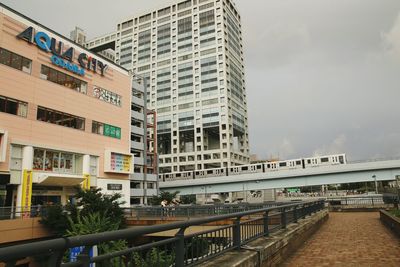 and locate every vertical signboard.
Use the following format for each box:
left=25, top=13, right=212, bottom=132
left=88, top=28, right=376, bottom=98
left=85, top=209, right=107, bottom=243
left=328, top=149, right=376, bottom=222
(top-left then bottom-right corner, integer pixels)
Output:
left=21, top=170, right=33, bottom=217
left=82, top=173, right=90, bottom=190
